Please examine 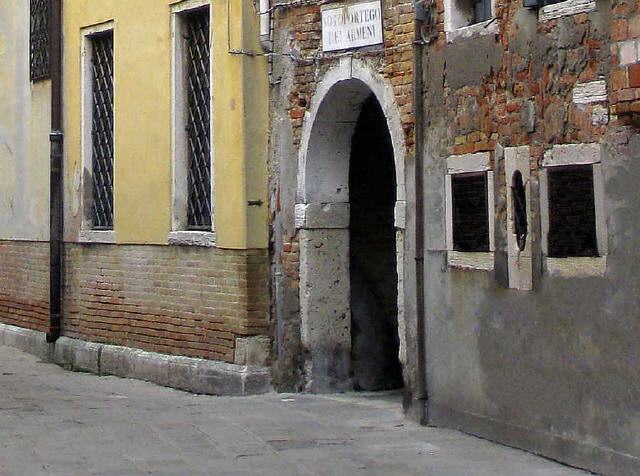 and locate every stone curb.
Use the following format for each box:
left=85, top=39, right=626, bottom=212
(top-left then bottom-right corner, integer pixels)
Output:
left=0, top=323, right=271, bottom=396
